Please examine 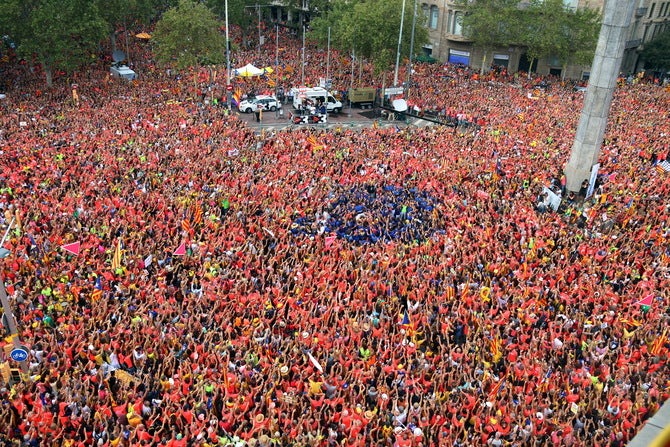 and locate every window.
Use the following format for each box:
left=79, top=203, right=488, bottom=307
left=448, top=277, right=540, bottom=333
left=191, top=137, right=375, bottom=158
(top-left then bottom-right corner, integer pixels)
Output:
left=648, top=3, right=655, bottom=18
left=448, top=49, right=470, bottom=65
left=430, top=5, right=439, bottom=29
left=492, top=54, right=509, bottom=68
left=422, top=4, right=429, bottom=21
left=563, top=0, right=578, bottom=10
left=453, top=11, right=464, bottom=35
